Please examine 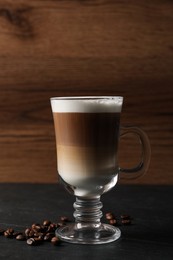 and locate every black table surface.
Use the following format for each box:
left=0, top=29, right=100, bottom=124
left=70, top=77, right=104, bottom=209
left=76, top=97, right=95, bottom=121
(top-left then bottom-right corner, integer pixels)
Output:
left=0, top=184, right=172, bottom=260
